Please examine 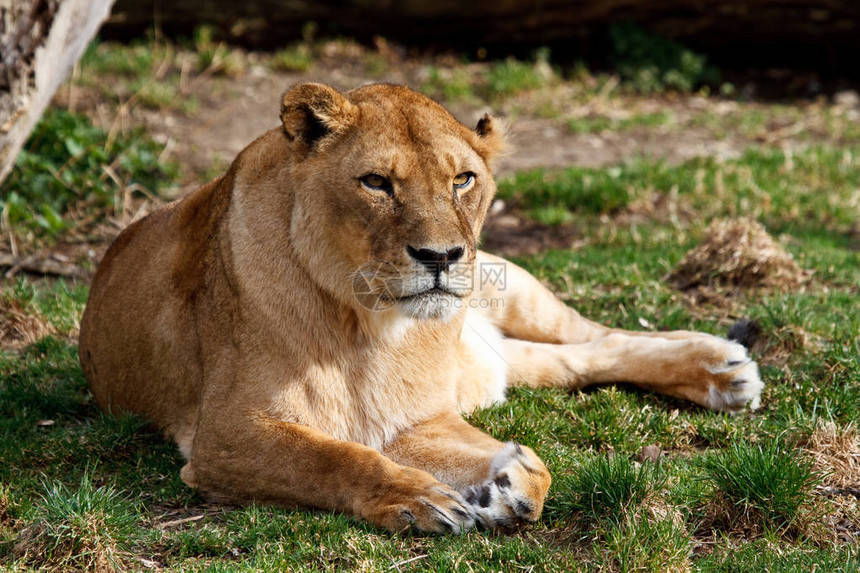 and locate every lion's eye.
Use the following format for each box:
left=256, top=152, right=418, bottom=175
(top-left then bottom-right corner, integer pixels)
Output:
left=453, top=172, right=474, bottom=191
left=360, top=174, right=392, bottom=194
